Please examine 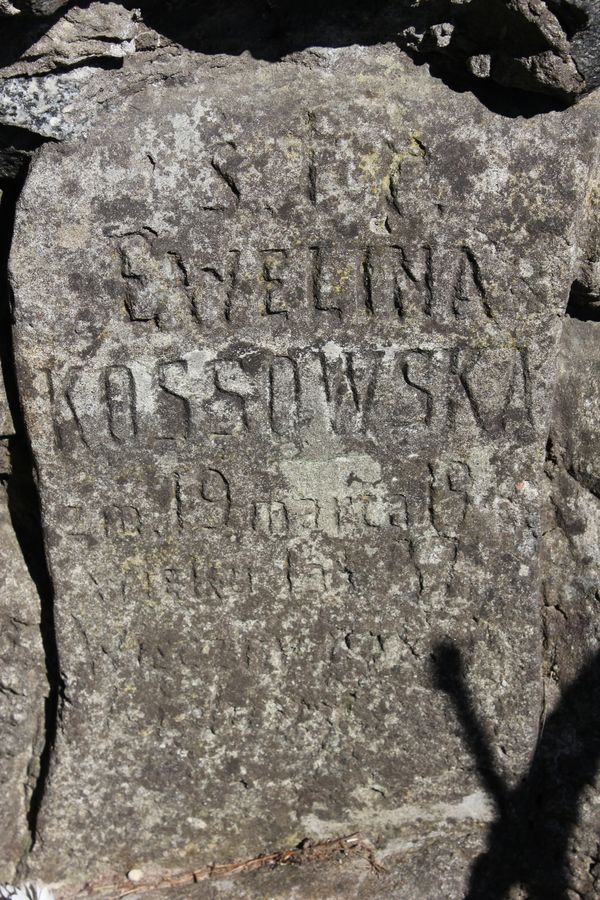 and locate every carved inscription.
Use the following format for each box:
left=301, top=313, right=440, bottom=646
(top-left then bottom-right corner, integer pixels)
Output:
left=117, top=240, right=494, bottom=329
left=63, top=453, right=472, bottom=607
left=59, top=458, right=470, bottom=542
left=44, top=348, right=533, bottom=449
